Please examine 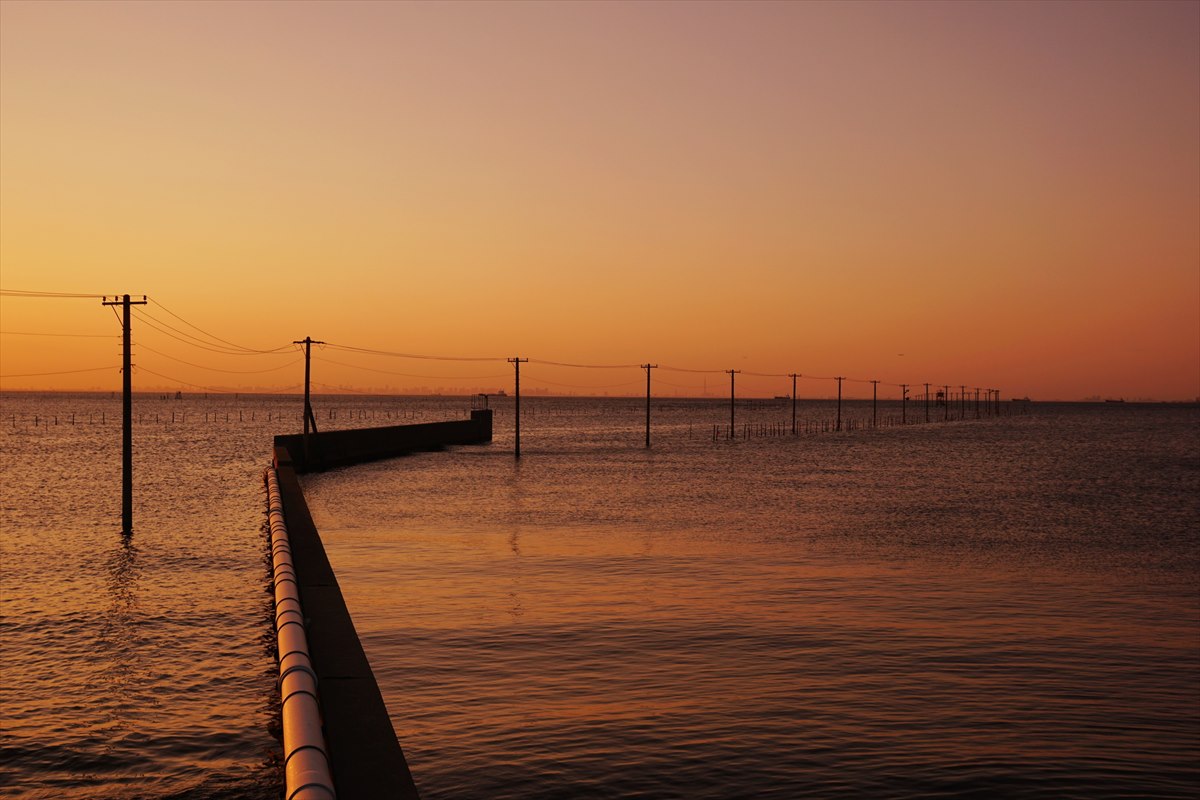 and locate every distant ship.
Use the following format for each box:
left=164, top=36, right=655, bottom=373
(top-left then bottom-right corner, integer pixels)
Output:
left=495, top=390, right=507, bottom=397
left=1105, top=398, right=1125, bottom=403
left=774, top=395, right=791, bottom=400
